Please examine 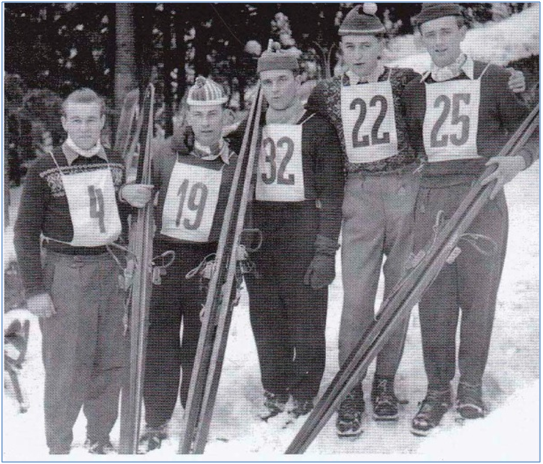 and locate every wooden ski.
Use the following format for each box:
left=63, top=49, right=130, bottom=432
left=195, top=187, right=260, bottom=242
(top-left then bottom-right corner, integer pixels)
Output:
left=286, top=104, right=539, bottom=454
left=179, top=85, right=264, bottom=454
left=118, top=83, right=156, bottom=454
